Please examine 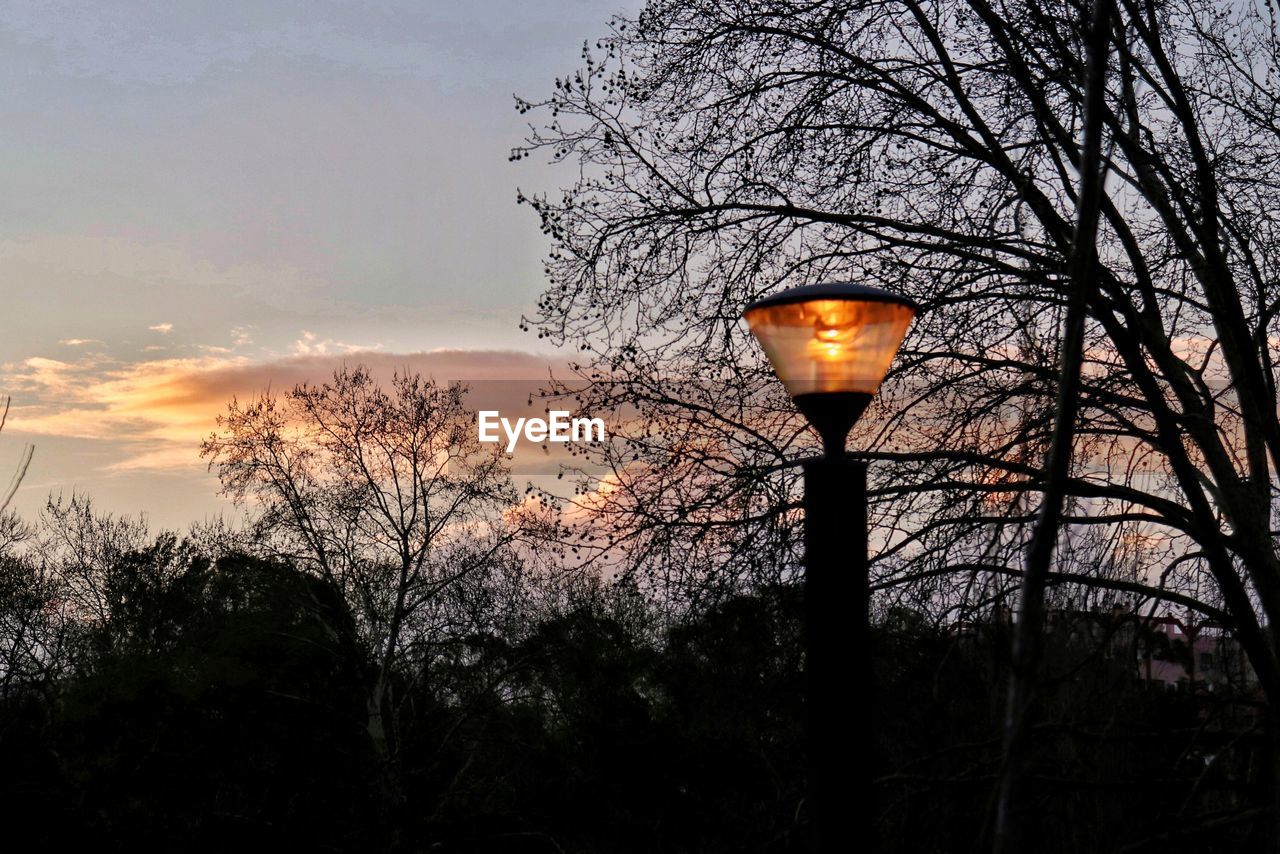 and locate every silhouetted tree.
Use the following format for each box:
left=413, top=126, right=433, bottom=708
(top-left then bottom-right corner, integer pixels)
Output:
left=0, top=396, right=33, bottom=515
left=515, top=0, right=1280, bottom=841
left=202, top=367, right=523, bottom=771
left=53, top=546, right=376, bottom=852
